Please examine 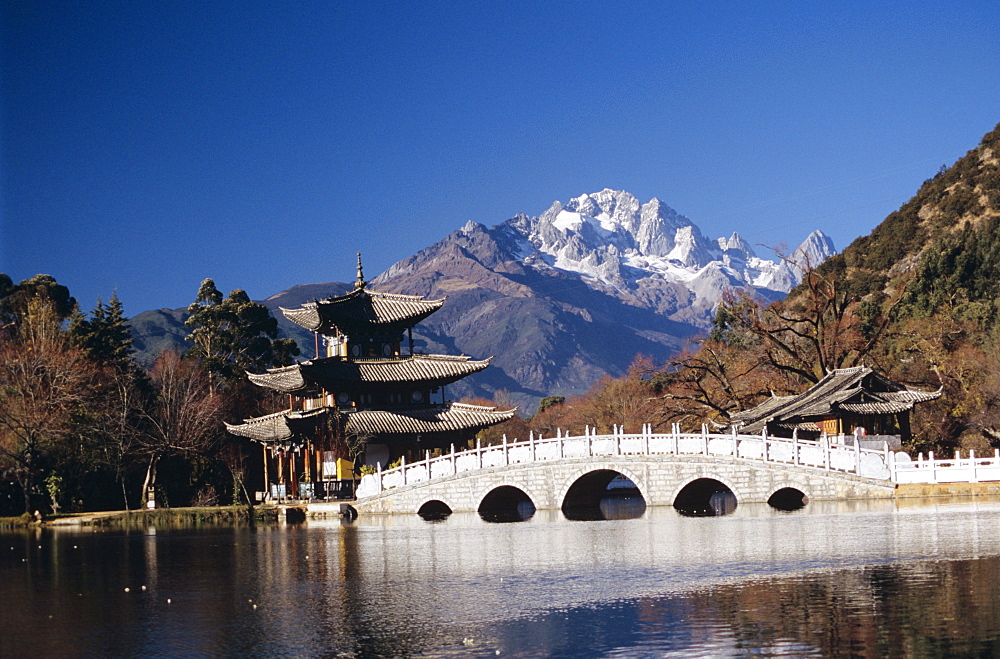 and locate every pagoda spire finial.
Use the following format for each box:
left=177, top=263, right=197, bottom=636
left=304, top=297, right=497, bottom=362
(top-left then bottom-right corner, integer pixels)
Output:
left=354, top=252, right=367, bottom=290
